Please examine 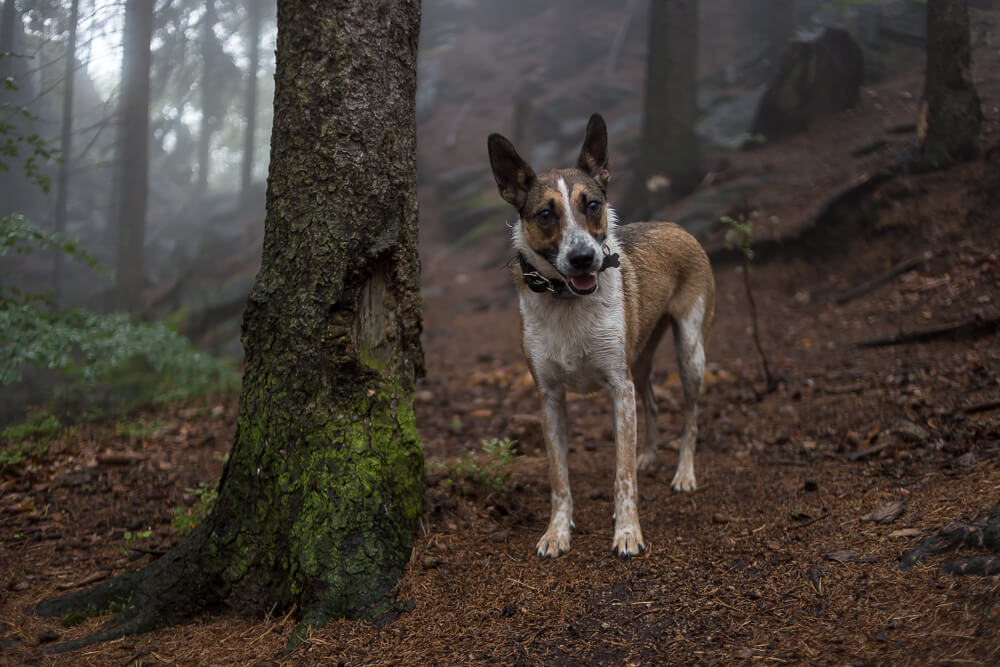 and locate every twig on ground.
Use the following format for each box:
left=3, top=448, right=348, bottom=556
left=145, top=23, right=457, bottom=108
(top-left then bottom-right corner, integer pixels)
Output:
left=851, top=315, right=1000, bottom=348
left=834, top=252, right=932, bottom=305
